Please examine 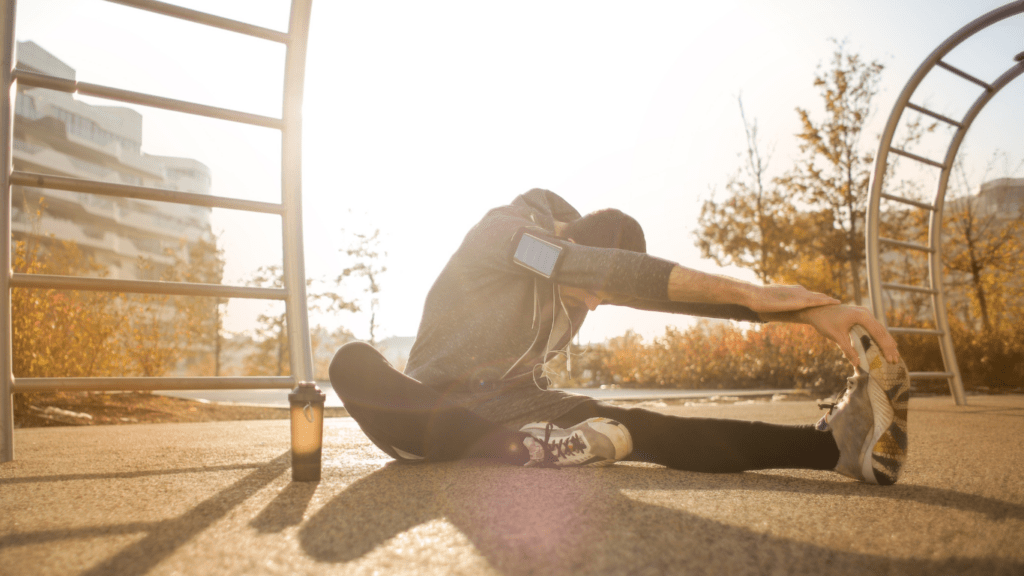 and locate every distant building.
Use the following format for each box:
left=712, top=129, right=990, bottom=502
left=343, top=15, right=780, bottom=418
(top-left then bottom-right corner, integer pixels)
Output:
left=971, top=178, right=1024, bottom=218
left=11, top=41, right=213, bottom=280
